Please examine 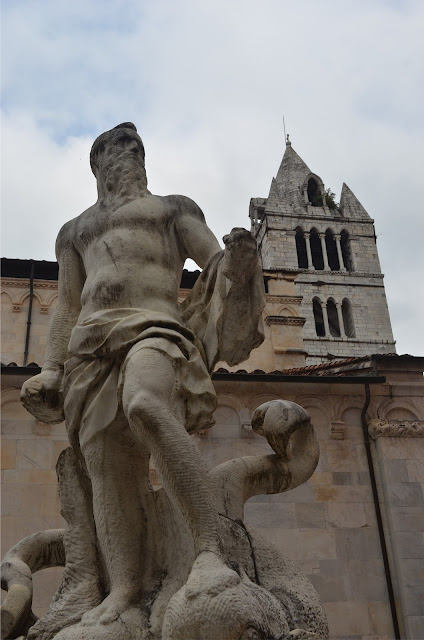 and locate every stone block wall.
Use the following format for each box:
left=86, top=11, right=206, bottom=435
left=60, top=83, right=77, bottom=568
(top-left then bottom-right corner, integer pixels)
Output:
left=255, top=212, right=382, bottom=277
left=198, top=381, right=401, bottom=639
left=252, top=211, right=396, bottom=363
left=2, top=375, right=423, bottom=638
left=1, top=386, right=67, bottom=616
left=298, top=275, right=394, bottom=342
left=370, top=422, right=424, bottom=638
